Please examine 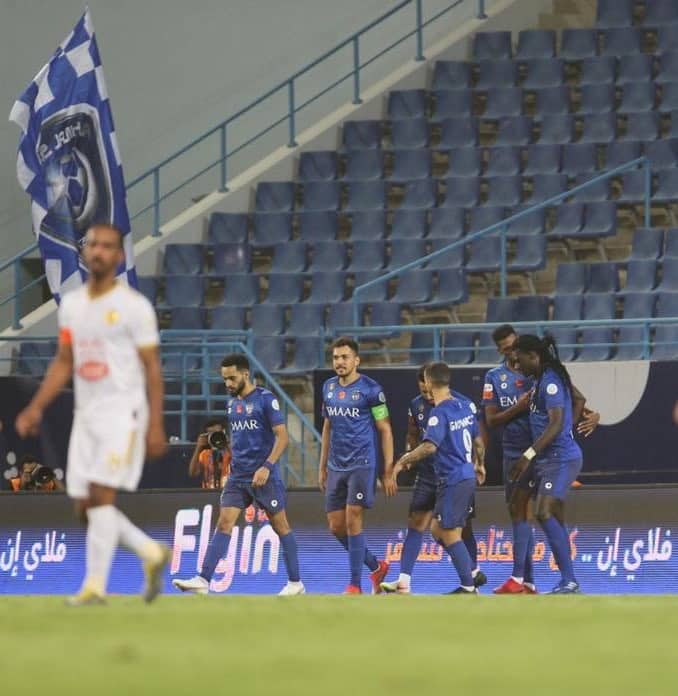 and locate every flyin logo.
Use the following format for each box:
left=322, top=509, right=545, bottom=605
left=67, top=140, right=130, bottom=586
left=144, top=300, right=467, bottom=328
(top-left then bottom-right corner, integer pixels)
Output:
left=231, top=419, right=259, bottom=431
left=325, top=405, right=360, bottom=418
